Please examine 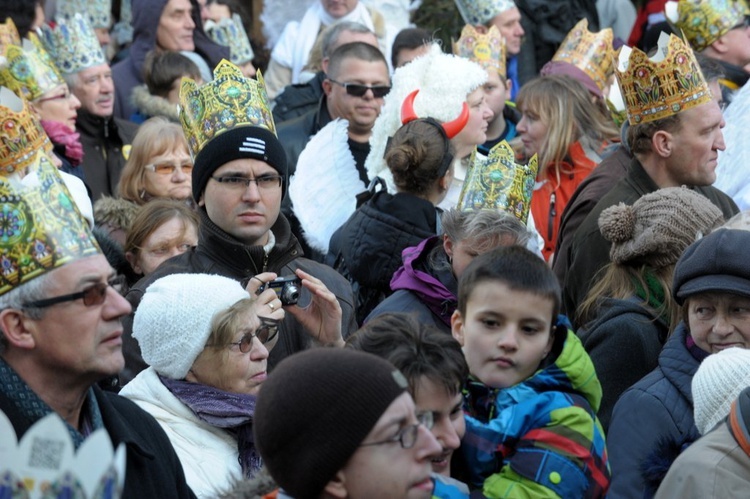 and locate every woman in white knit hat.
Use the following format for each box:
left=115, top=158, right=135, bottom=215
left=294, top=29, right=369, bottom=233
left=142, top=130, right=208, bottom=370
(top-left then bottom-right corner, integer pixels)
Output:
left=119, top=273, right=288, bottom=498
